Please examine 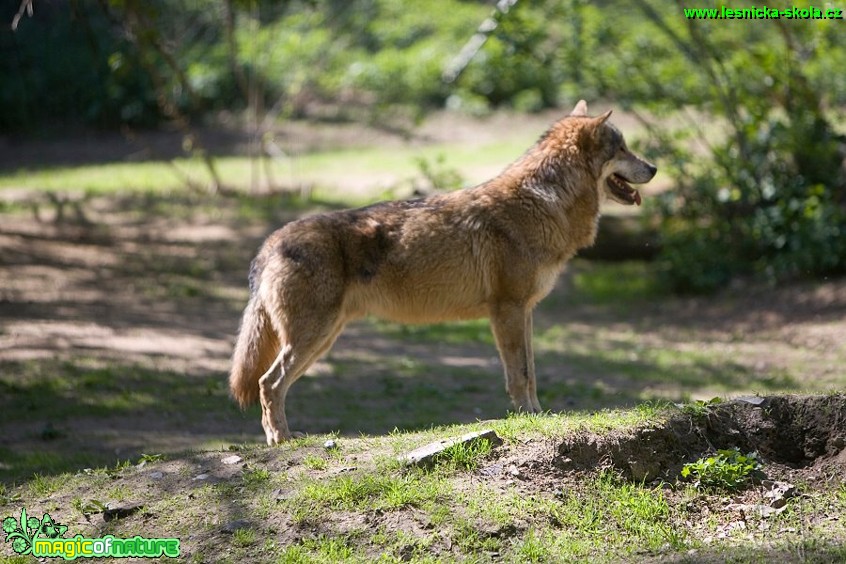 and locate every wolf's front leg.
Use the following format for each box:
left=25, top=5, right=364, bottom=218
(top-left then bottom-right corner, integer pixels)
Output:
left=490, top=303, right=541, bottom=413
left=524, top=312, right=543, bottom=412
